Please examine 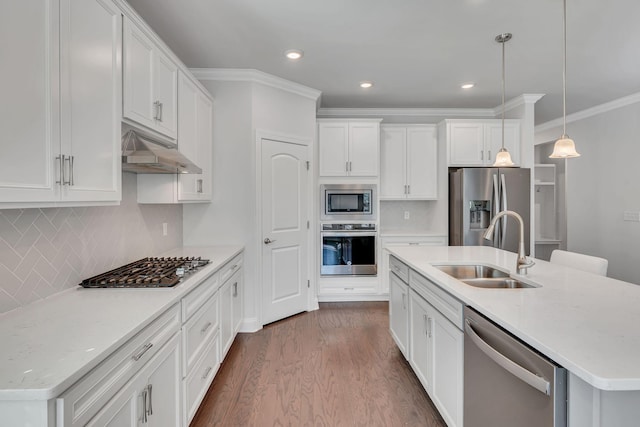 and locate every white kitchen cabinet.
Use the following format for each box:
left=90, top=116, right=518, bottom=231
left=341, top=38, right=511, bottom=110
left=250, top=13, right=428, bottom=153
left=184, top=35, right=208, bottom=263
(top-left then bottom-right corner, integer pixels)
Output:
left=380, top=125, right=438, bottom=200
left=87, top=332, right=182, bottom=427
left=318, top=119, right=381, bottom=177
left=0, top=0, right=122, bottom=207
left=123, top=18, right=178, bottom=140
left=389, top=259, right=410, bottom=359
left=409, top=288, right=434, bottom=392
left=442, top=119, right=520, bottom=167
left=137, top=72, right=213, bottom=204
